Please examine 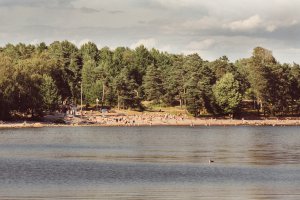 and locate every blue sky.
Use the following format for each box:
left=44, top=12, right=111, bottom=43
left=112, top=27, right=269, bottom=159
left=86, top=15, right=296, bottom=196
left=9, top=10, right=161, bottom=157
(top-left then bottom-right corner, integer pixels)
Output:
left=0, top=0, right=300, bottom=63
